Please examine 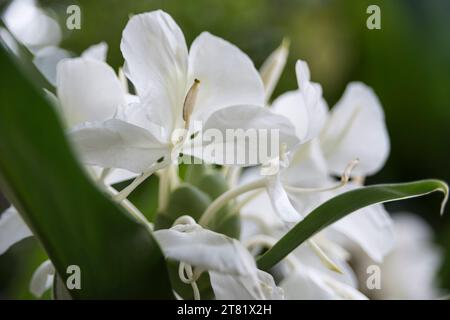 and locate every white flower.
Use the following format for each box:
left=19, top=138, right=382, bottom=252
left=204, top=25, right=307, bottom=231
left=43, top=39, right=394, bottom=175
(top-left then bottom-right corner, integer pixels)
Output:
left=154, top=219, right=283, bottom=300
left=70, top=10, right=299, bottom=174
left=261, top=65, right=395, bottom=262
left=240, top=192, right=366, bottom=299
